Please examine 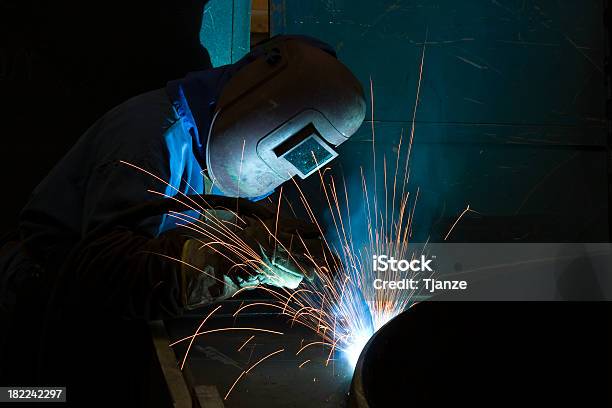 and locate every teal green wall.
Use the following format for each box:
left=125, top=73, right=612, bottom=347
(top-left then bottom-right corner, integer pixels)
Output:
left=271, top=1, right=608, bottom=241
left=201, top=0, right=252, bottom=67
